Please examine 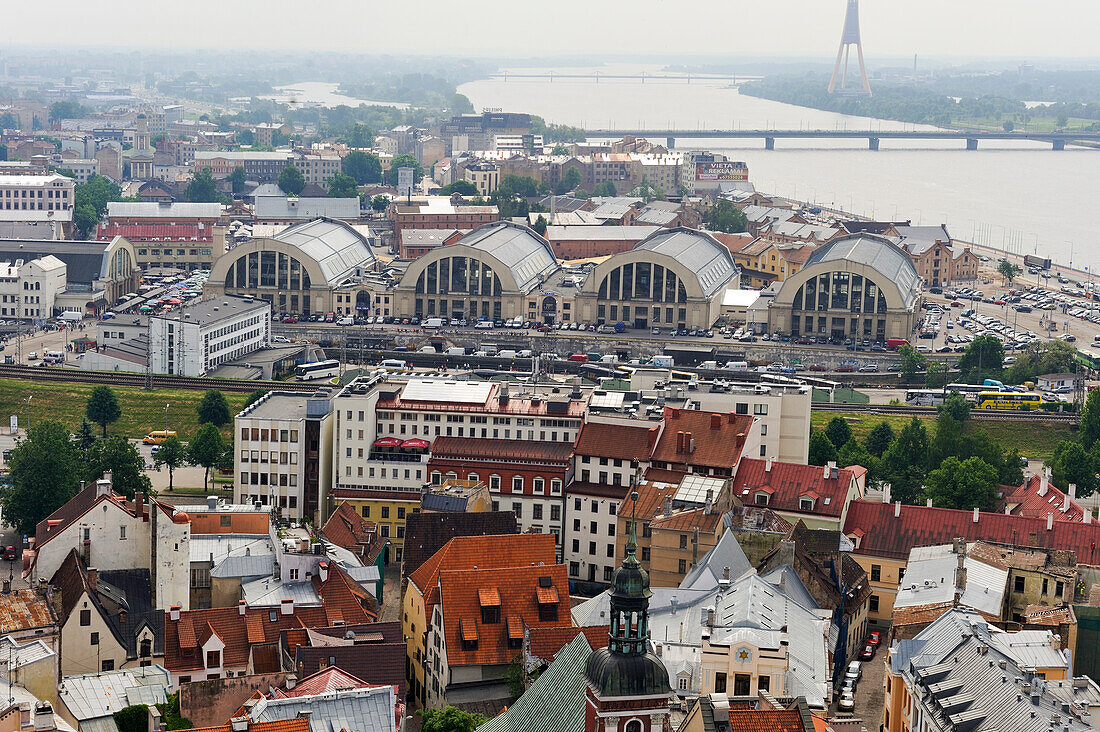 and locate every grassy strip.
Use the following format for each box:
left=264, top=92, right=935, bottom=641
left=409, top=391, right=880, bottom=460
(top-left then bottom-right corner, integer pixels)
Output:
left=0, top=379, right=248, bottom=441
left=810, top=412, right=1075, bottom=463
